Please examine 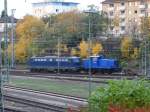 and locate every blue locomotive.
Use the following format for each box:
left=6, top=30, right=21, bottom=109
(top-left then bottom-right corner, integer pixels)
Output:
left=27, top=55, right=121, bottom=73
